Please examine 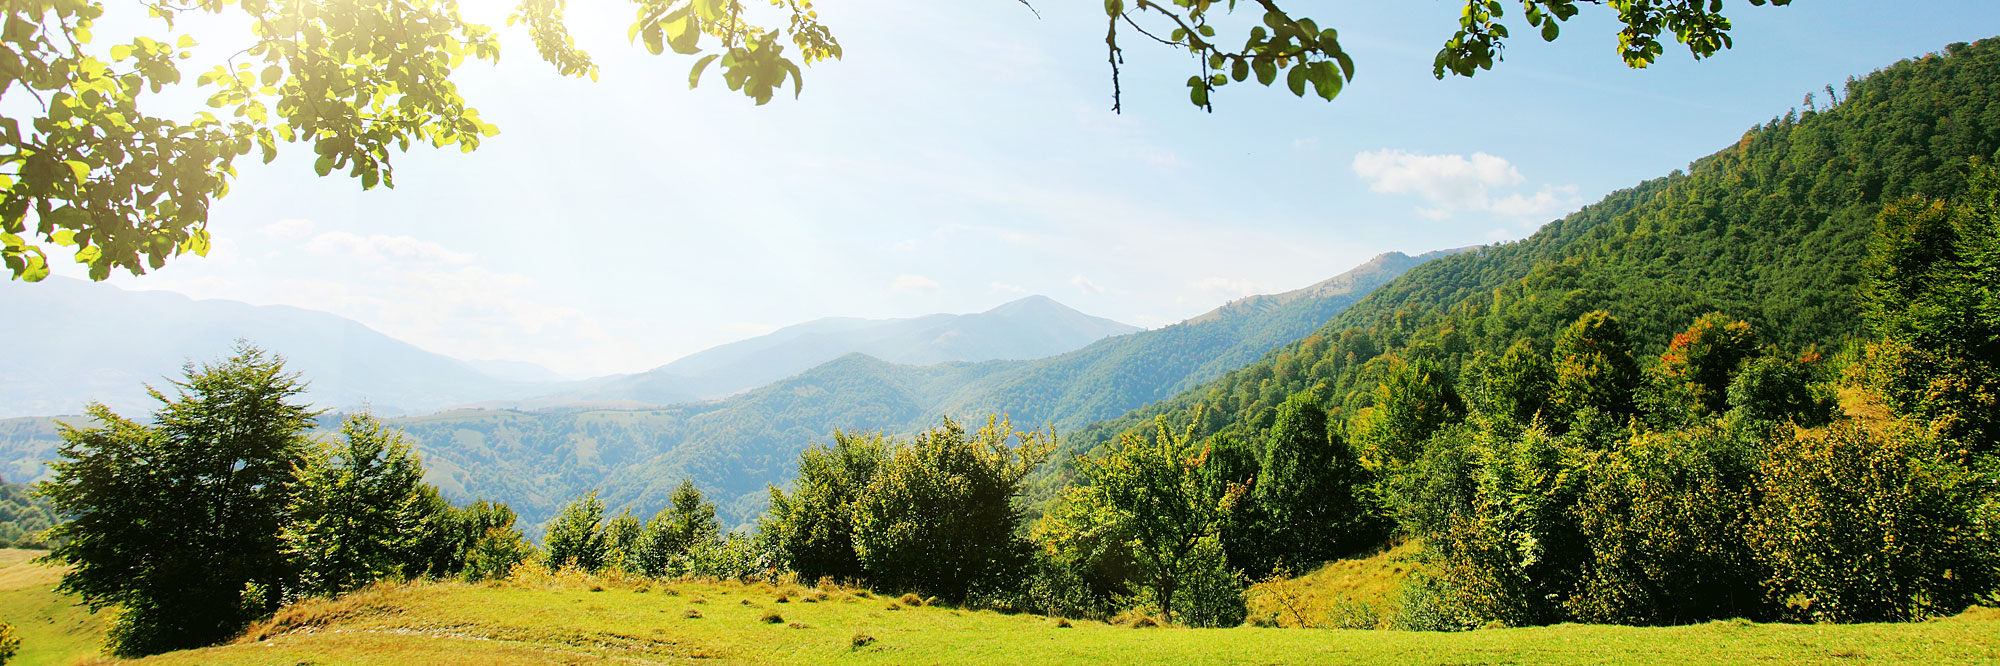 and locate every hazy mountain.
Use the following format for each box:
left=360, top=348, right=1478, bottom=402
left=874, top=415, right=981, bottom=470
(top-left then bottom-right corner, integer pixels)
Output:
left=530, top=295, right=1140, bottom=406
left=0, top=251, right=1436, bottom=530
left=465, top=359, right=572, bottom=383
left=361, top=250, right=1445, bottom=530
left=0, top=278, right=549, bottom=419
